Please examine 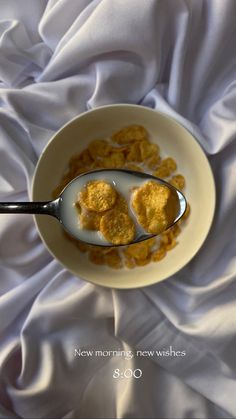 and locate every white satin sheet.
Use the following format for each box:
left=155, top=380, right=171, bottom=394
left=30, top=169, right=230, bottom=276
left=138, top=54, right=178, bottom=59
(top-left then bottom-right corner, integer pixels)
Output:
left=0, top=1, right=236, bottom=418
